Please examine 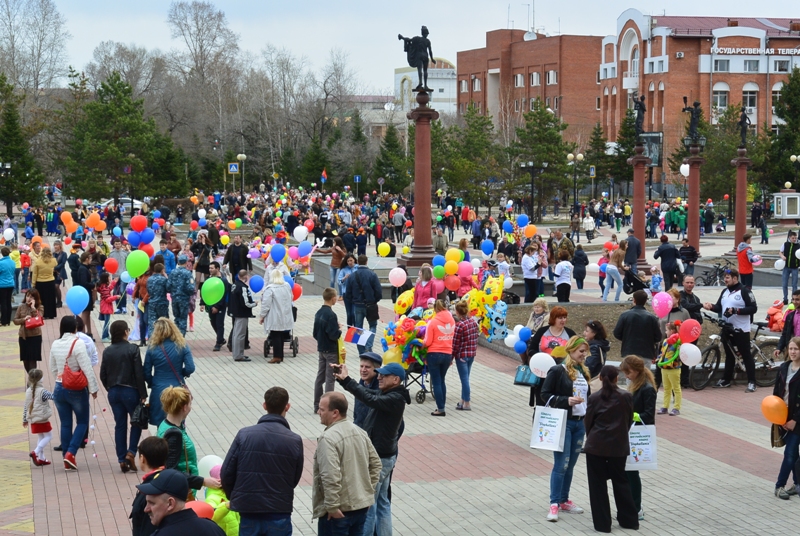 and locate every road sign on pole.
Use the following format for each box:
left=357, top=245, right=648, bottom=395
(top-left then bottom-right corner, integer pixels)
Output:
left=354, top=175, right=361, bottom=183
left=589, top=165, right=596, bottom=178
left=377, top=177, right=385, bottom=196
left=228, top=163, right=239, bottom=174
